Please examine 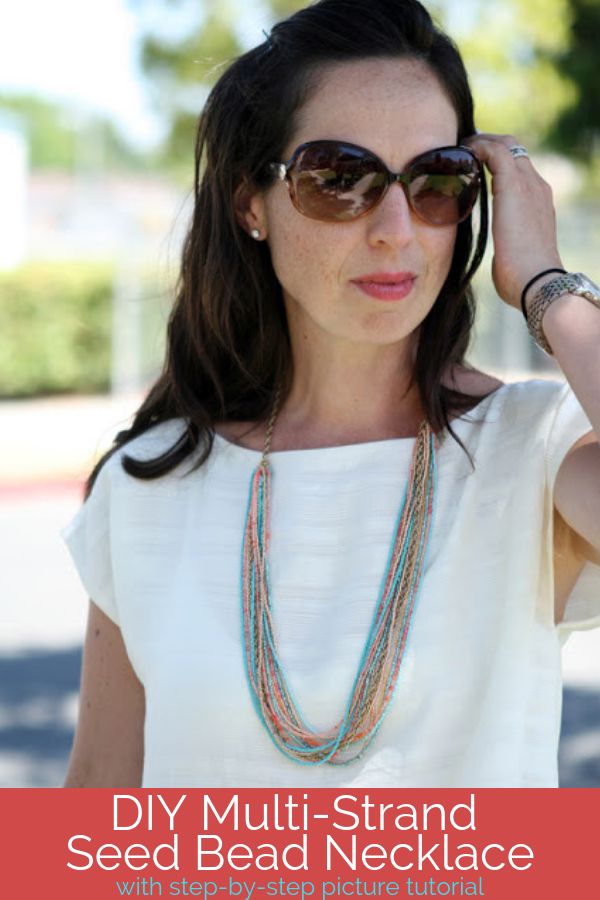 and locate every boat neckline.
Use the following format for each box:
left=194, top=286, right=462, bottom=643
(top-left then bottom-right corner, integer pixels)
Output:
left=212, top=381, right=511, bottom=458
